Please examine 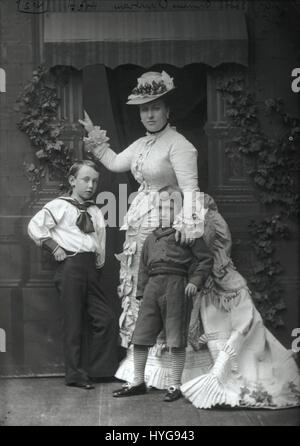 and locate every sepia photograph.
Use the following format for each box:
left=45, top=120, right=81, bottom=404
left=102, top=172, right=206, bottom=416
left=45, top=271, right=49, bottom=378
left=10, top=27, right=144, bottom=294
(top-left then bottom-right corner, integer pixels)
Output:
left=0, top=0, right=299, bottom=429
